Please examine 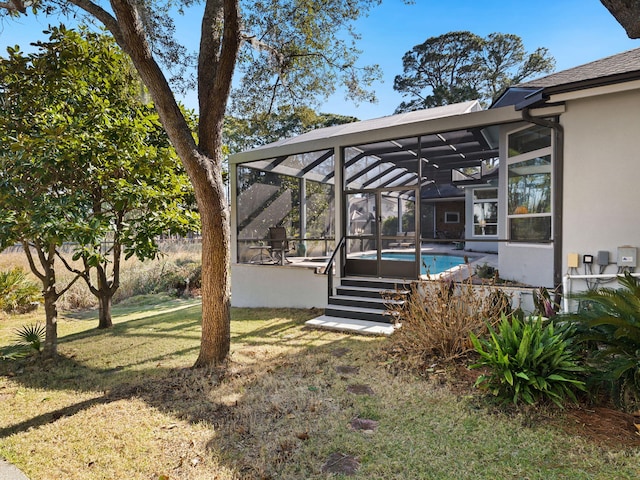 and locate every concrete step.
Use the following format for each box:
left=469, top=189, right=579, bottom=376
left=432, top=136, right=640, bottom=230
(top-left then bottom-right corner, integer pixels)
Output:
left=305, top=315, right=398, bottom=336
left=340, top=276, right=413, bottom=291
